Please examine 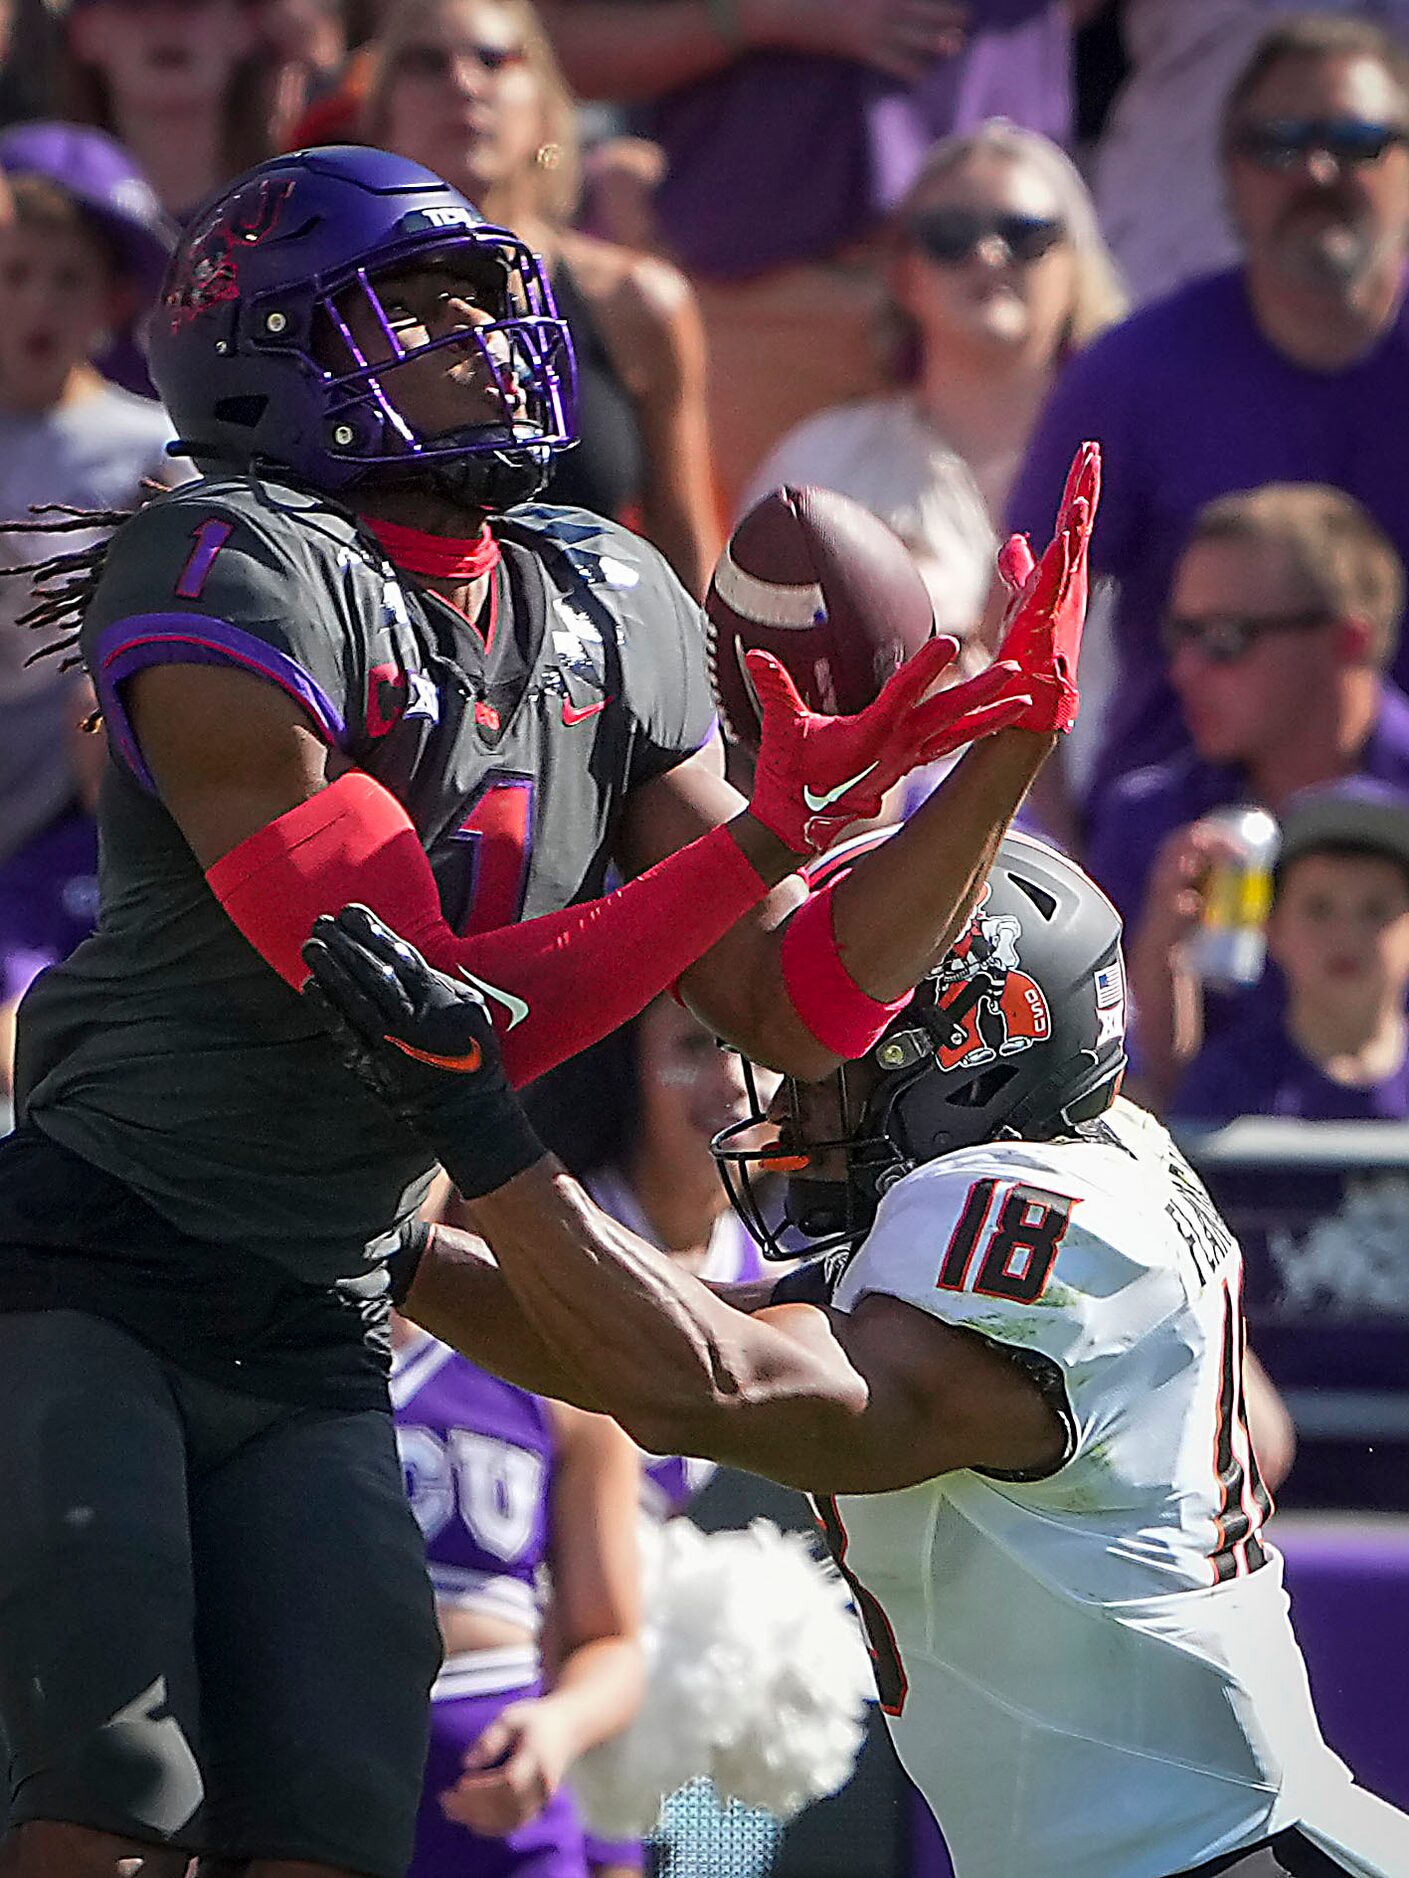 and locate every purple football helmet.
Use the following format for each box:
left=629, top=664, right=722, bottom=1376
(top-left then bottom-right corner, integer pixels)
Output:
left=147, top=145, right=577, bottom=511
